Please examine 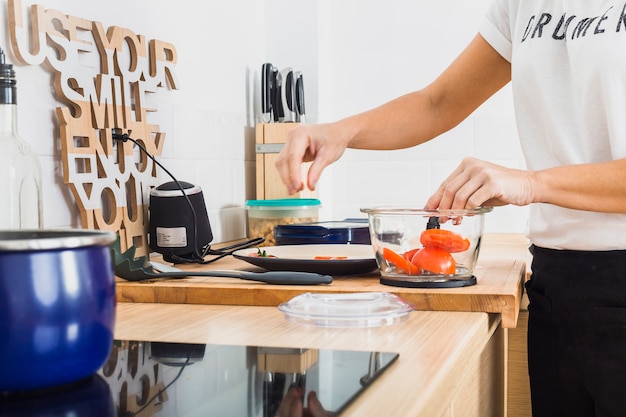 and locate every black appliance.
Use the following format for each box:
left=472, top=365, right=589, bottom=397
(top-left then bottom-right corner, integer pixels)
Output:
left=0, top=339, right=399, bottom=417
left=149, top=181, right=213, bottom=263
